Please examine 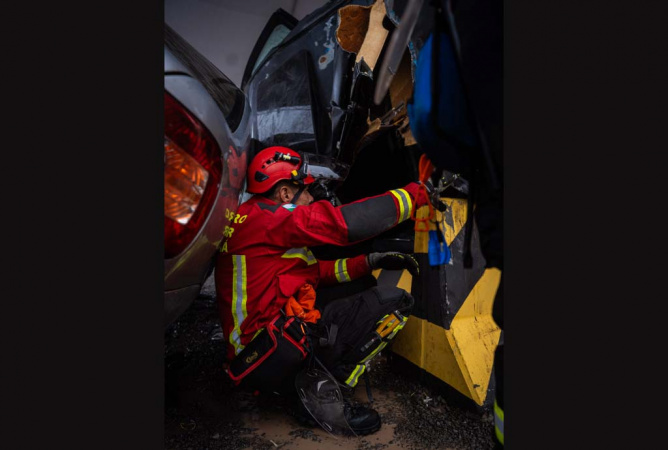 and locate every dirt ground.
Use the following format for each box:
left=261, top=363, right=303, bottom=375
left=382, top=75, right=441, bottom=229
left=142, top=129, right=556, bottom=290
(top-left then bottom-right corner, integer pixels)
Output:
left=165, top=280, right=495, bottom=450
